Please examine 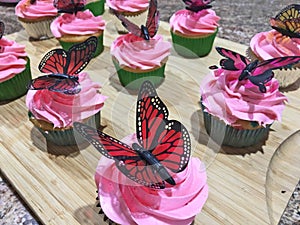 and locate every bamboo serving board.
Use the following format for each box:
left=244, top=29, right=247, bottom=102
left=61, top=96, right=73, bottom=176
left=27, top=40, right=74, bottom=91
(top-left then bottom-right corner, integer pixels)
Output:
left=1, top=11, right=300, bottom=225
